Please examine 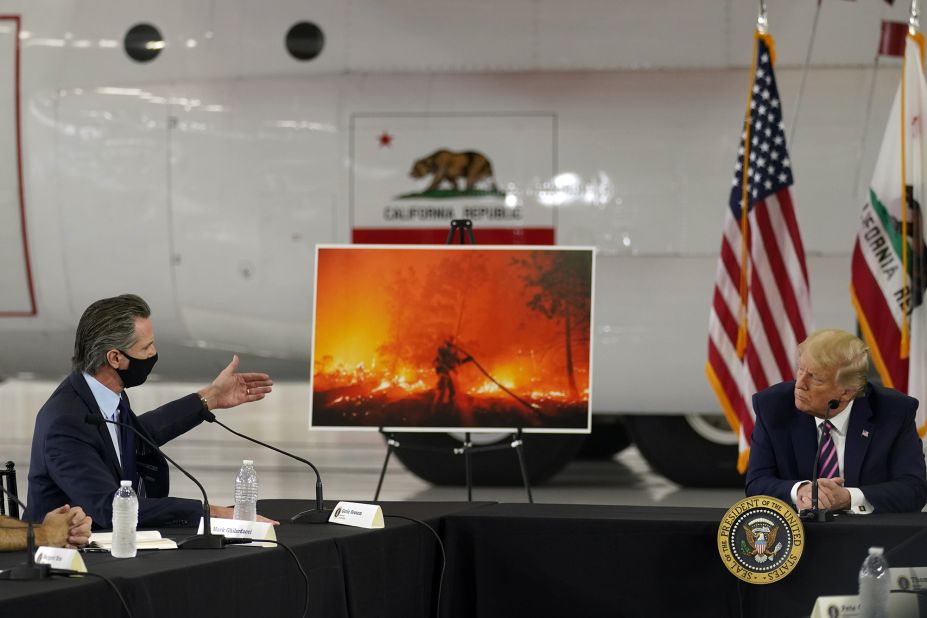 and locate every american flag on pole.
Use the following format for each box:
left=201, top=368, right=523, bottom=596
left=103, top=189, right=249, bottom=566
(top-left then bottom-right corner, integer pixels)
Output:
left=706, top=32, right=813, bottom=473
